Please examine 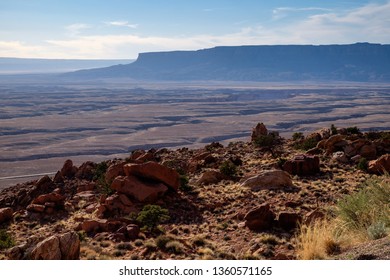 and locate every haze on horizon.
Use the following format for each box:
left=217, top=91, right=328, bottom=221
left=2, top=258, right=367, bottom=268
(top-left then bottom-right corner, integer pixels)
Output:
left=1, top=0, right=390, bottom=60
